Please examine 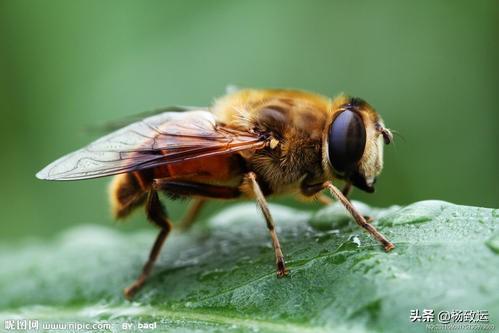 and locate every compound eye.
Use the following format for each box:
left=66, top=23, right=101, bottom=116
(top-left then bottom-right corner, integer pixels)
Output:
left=328, top=110, right=366, bottom=174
